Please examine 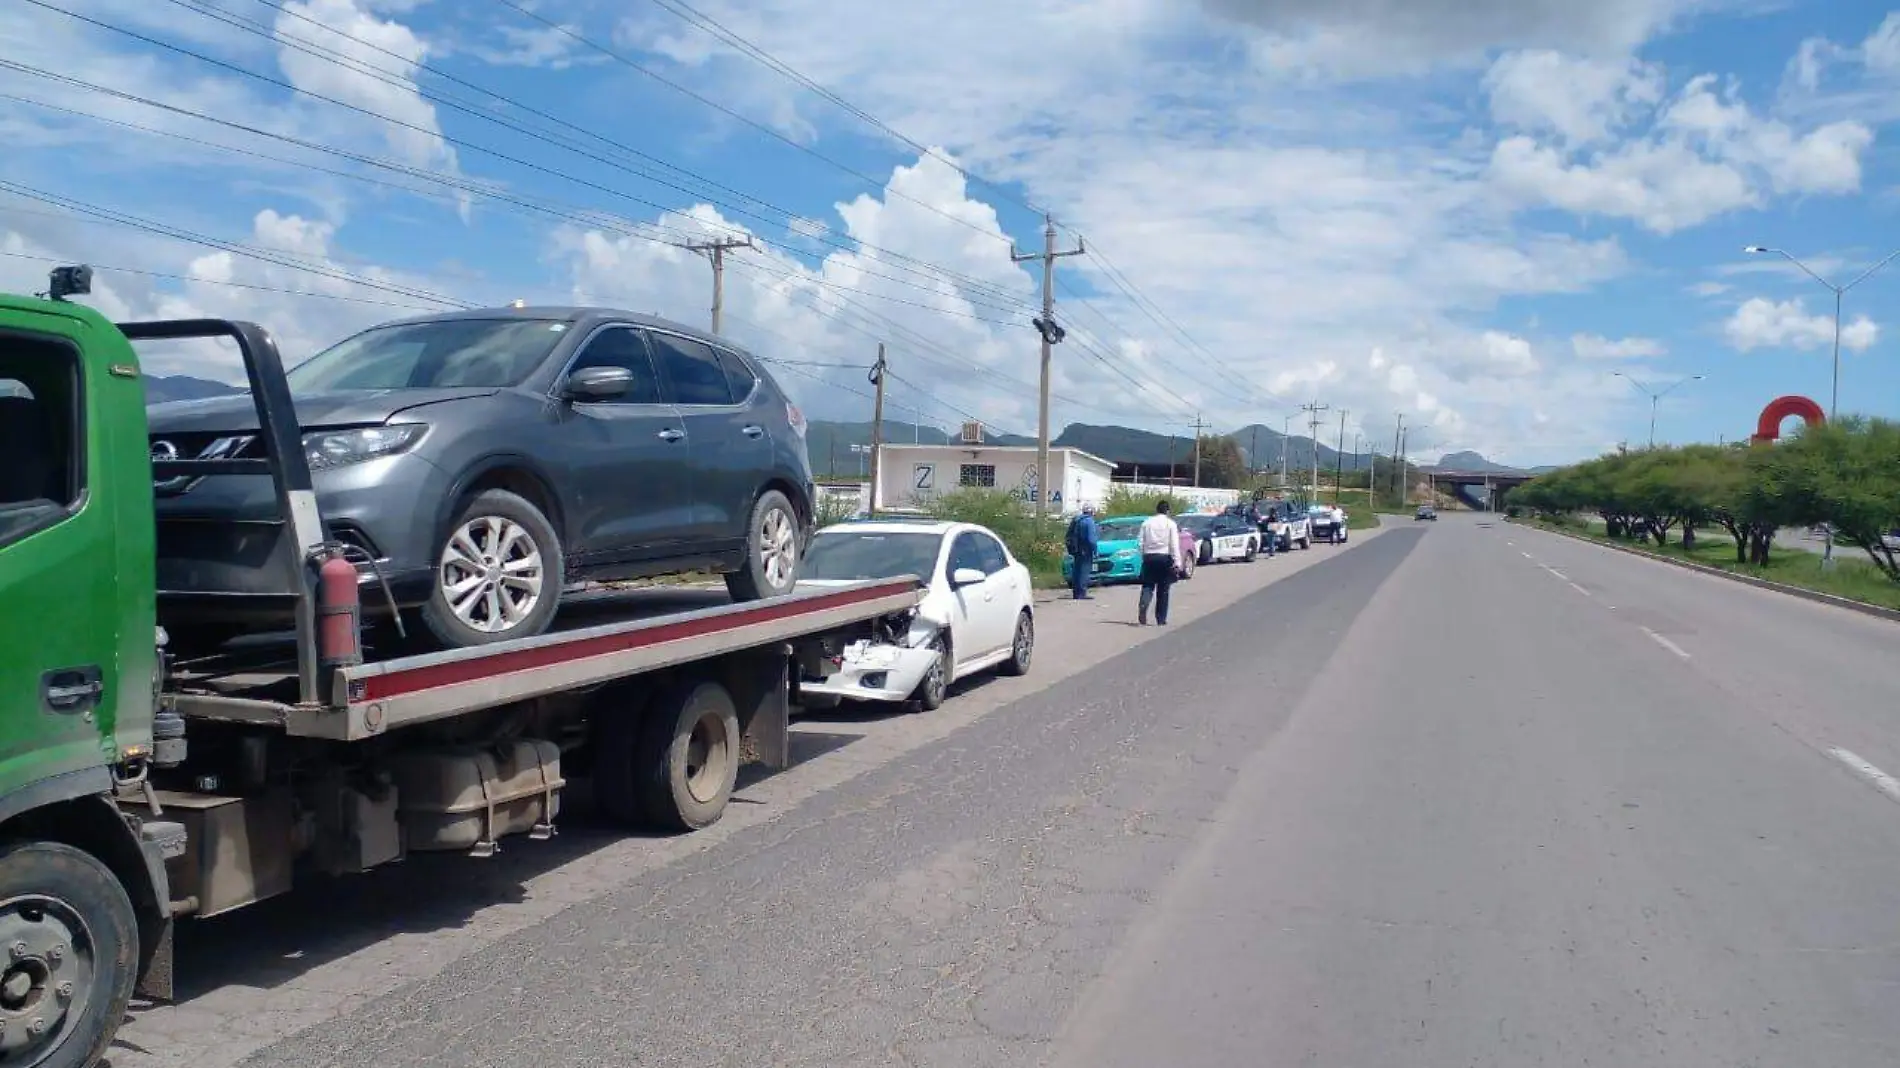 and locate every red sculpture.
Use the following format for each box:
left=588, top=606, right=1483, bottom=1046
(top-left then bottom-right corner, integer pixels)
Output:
left=1750, top=395, right=1825, bottom=444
